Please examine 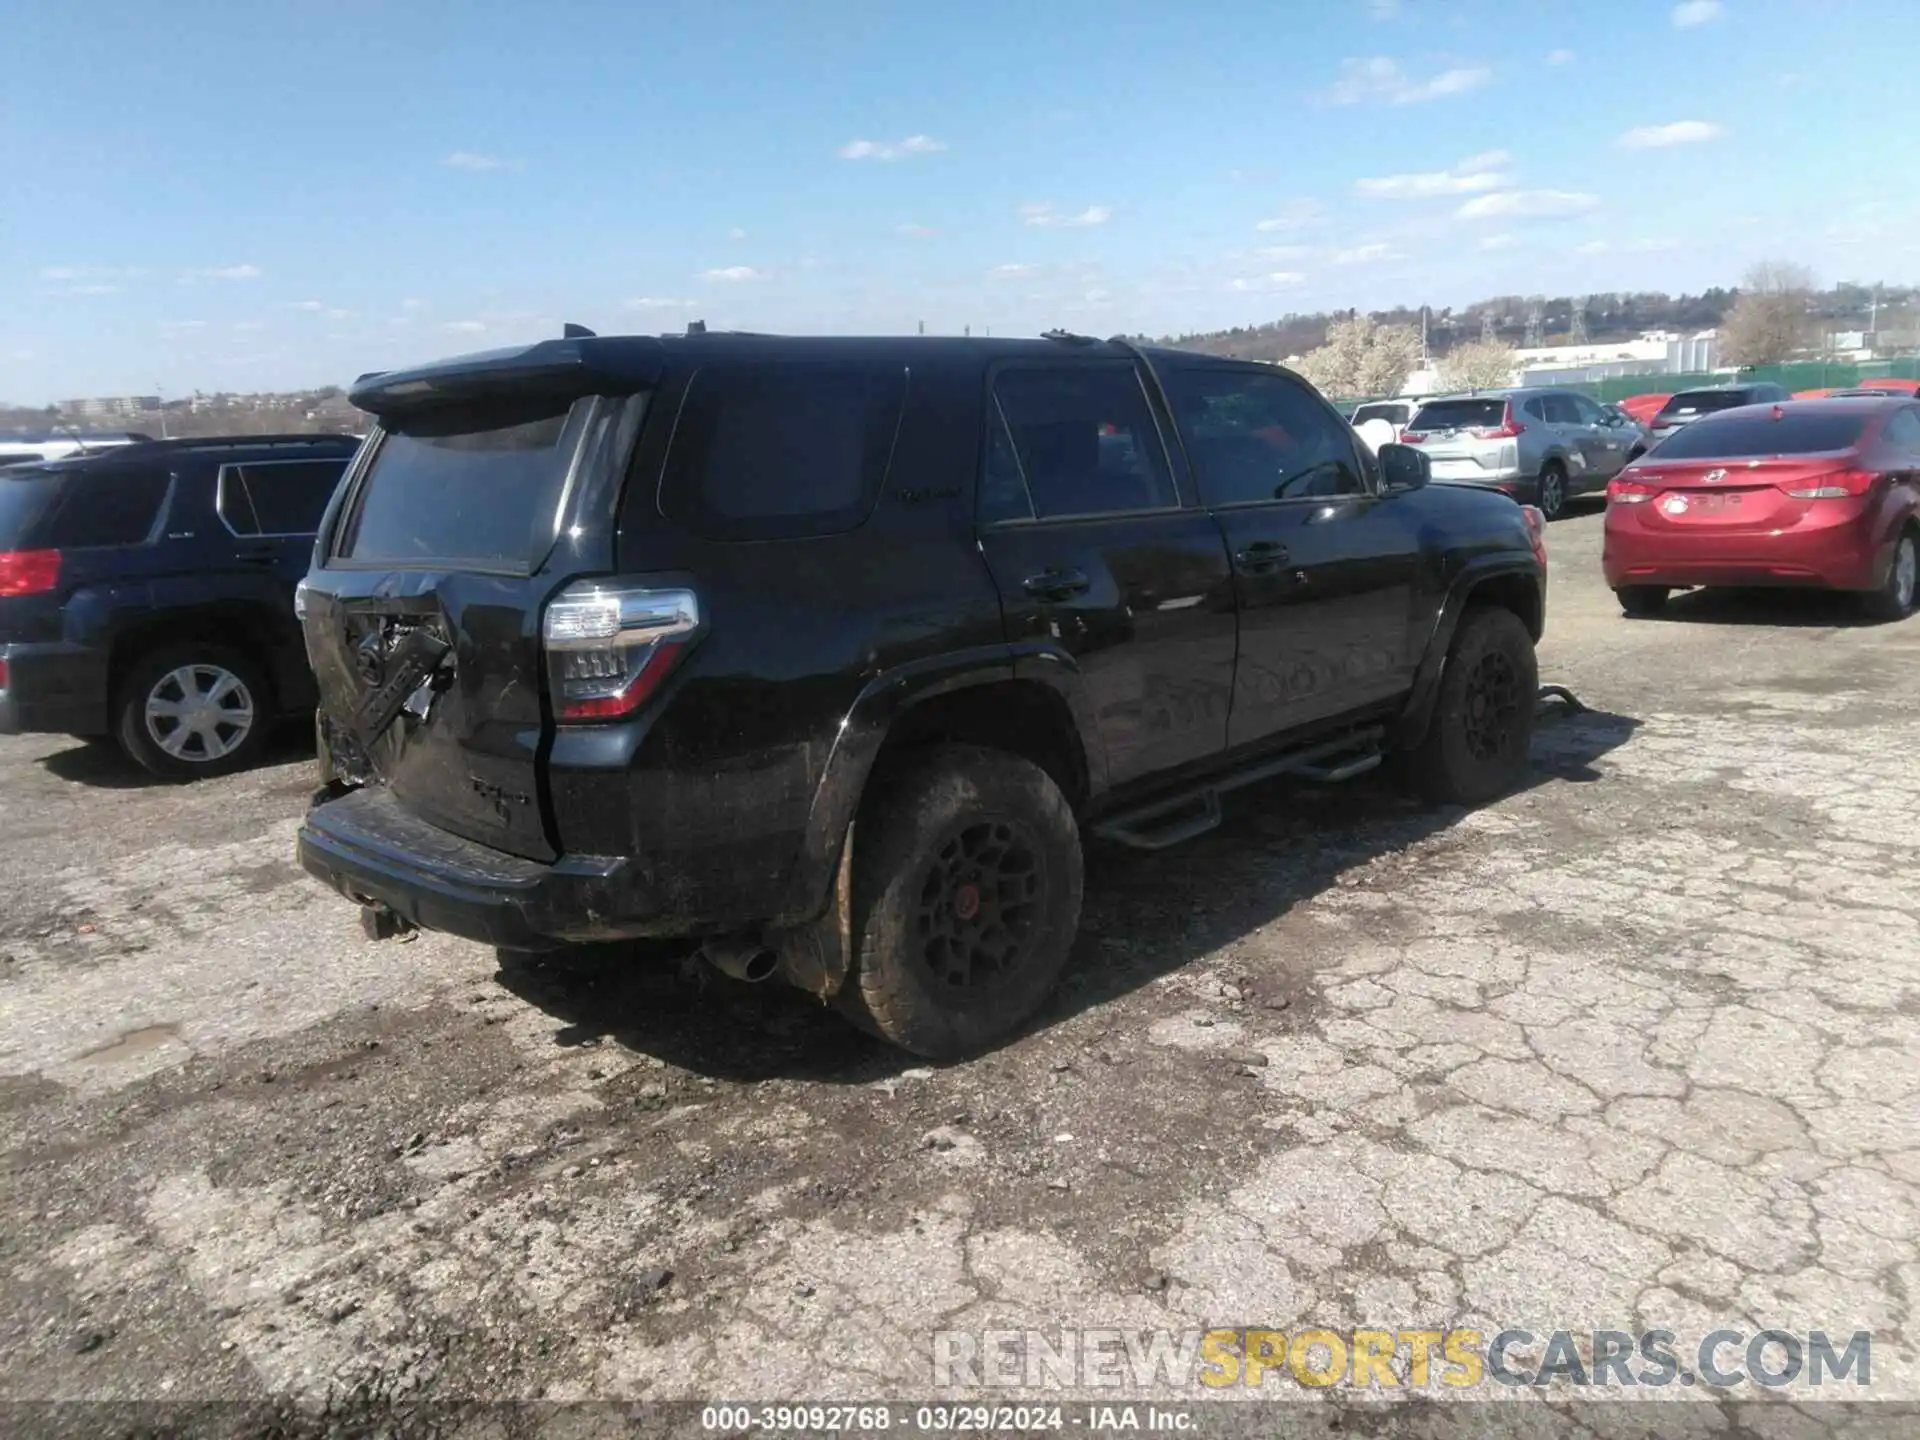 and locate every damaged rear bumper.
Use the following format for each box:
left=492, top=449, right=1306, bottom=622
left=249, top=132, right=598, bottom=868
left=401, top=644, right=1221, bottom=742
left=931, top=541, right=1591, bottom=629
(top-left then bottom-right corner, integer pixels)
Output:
left=297, top=785, right=639, bottom=950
